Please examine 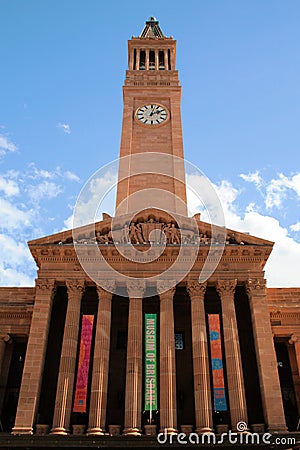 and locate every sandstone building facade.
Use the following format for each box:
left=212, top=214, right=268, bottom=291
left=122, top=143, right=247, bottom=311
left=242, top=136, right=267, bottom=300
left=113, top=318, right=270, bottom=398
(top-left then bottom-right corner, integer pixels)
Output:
left=0, top=18, right=299, bottom=446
